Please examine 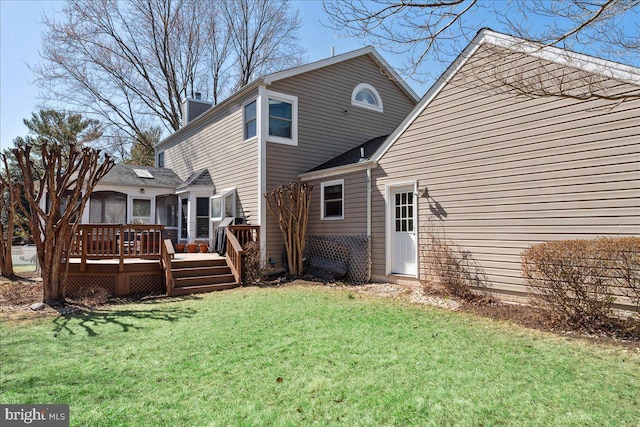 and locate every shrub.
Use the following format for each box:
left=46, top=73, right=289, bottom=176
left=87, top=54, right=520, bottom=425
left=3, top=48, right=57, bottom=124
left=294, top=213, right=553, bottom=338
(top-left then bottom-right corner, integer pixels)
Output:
left=522, top=237, right=640, bottom=327
left=73, top=285, right=111, bottom=307
left=610, top=237, right=640, bottom=314
left=421, top=222, right=488, bottom=300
